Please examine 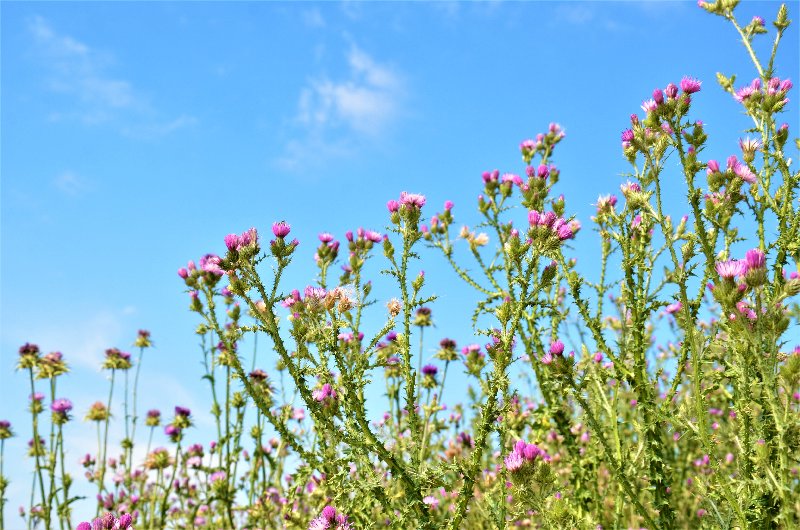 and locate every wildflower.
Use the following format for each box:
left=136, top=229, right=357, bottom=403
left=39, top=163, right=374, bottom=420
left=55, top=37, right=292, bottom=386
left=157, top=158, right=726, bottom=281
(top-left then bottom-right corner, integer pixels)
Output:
left=386, top=199, right=400, bottom=213
left=549, top=340, right=565, bottom=357
left=309, top=505, right=352, bottom=530
left=86, top=401, right=110, bottom=422
left=715, top=259, right=747, bottom=279
left=38, top=351, right=69, bottom=378
left=423, top=495, right=439, bottom=509
left=199, top=254, right=225, bottom=276
left=312, top=383, right=338, bottom=407
left=733, top=162, right=757, bottom=184
left=51, top=398, right=73, bottom=424
left=619, top=181, right=641, bottom=197
left=0, top=420, right=13, bottom=440
left=665, top=82, right=679, bottom=99
left=165, top=424, right=182, bottom=442
left=504, top=440, right=550, bottom=473
left=399, top=191, right=426, bottom=209
left=744, top=248, right=767, bottom=286
left=421, top=364, right=439, bottom=388
left=641, top=99, right=658, bottom=113
left=706, top=159, right=720, bottom=174
left=145, top=409, right=161, bottom=427
left=134, top=329, right=152, bottom=348
left=436, top=338, right=458, bottom=362
left=414, top=307, right=432, bottom=327
left=739, top=137, right=761, bottom=163
left=75, top=512, right=134, bottom=530
left=102, top=348, right=132, bottom=371
left=272, top=221, right=291, bottom=238
left=621, top=129, right=634, bottom=149
left=665, top=301, right=683, bottom=315
left=680, top=76, right=702, bottom=94
left=17, top=342, right=41, bottom=370
left=173, top=406, right=192, bottom=429
left=595, top=194, right=618, bottom=215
